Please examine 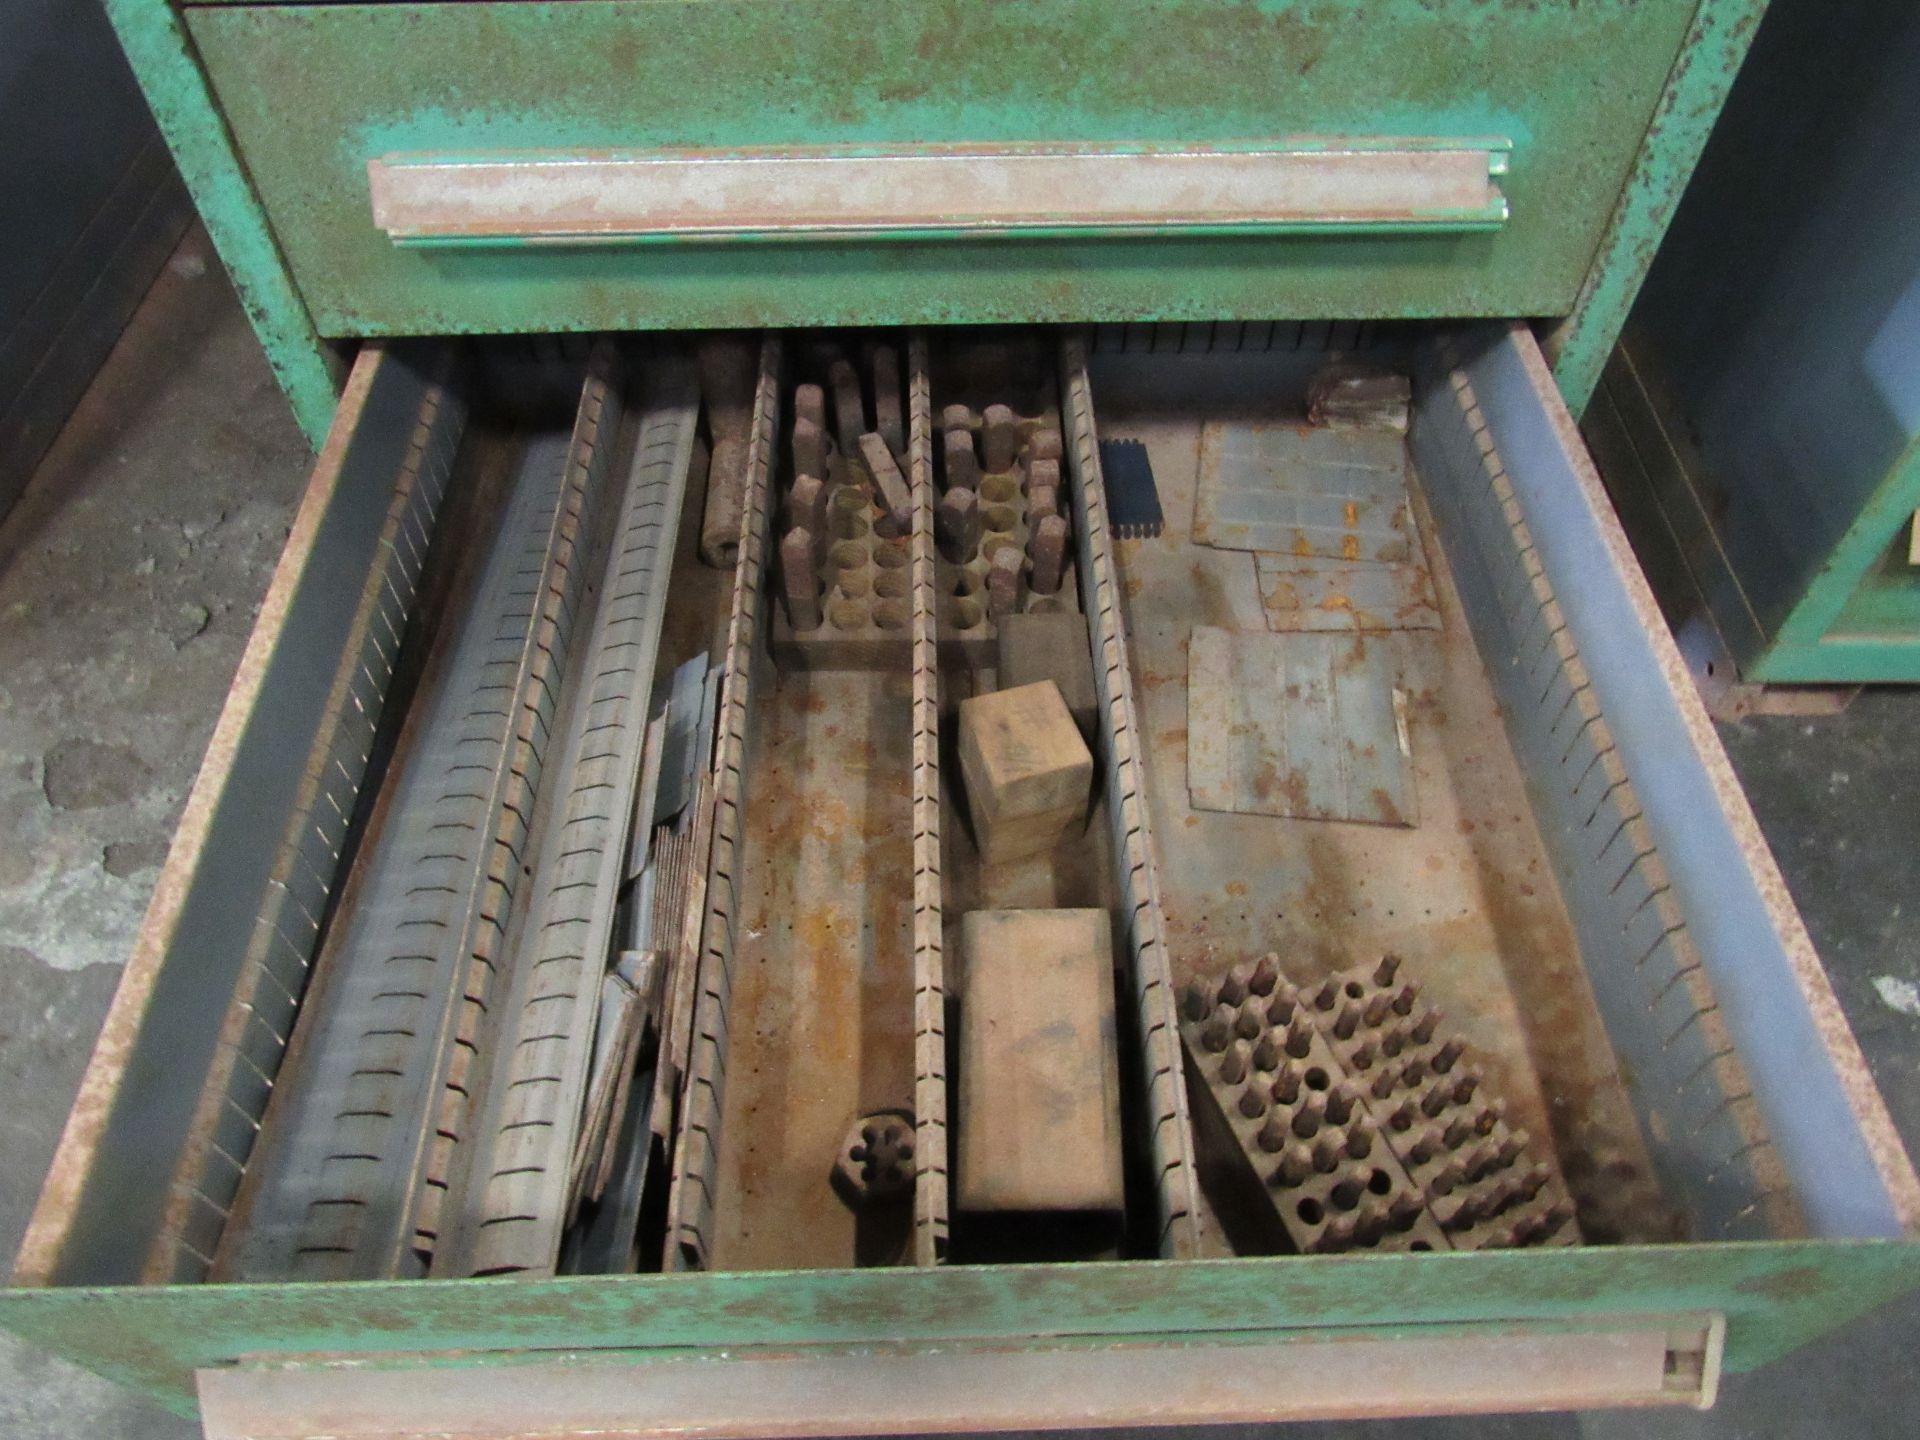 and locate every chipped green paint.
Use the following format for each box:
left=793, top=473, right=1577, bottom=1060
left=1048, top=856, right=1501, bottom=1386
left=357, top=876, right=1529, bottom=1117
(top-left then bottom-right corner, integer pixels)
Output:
left=3, top=1242, right=1918, bottom=1419
left=181, top=0, right=1695, bottom=342
left=1545, top=0, right=1774, bottom=414
left=99, top=0, right=342, bottom=445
